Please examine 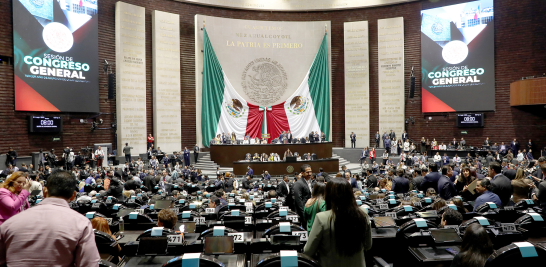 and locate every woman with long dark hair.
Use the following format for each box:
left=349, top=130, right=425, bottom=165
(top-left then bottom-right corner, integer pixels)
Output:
left=304, top=178, right=372, bottom=266
left=455, top=166, right=476, bottom=201
left=450, top=223, right=493, bottom=267
left=304, top=182, right=326, bottom=233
